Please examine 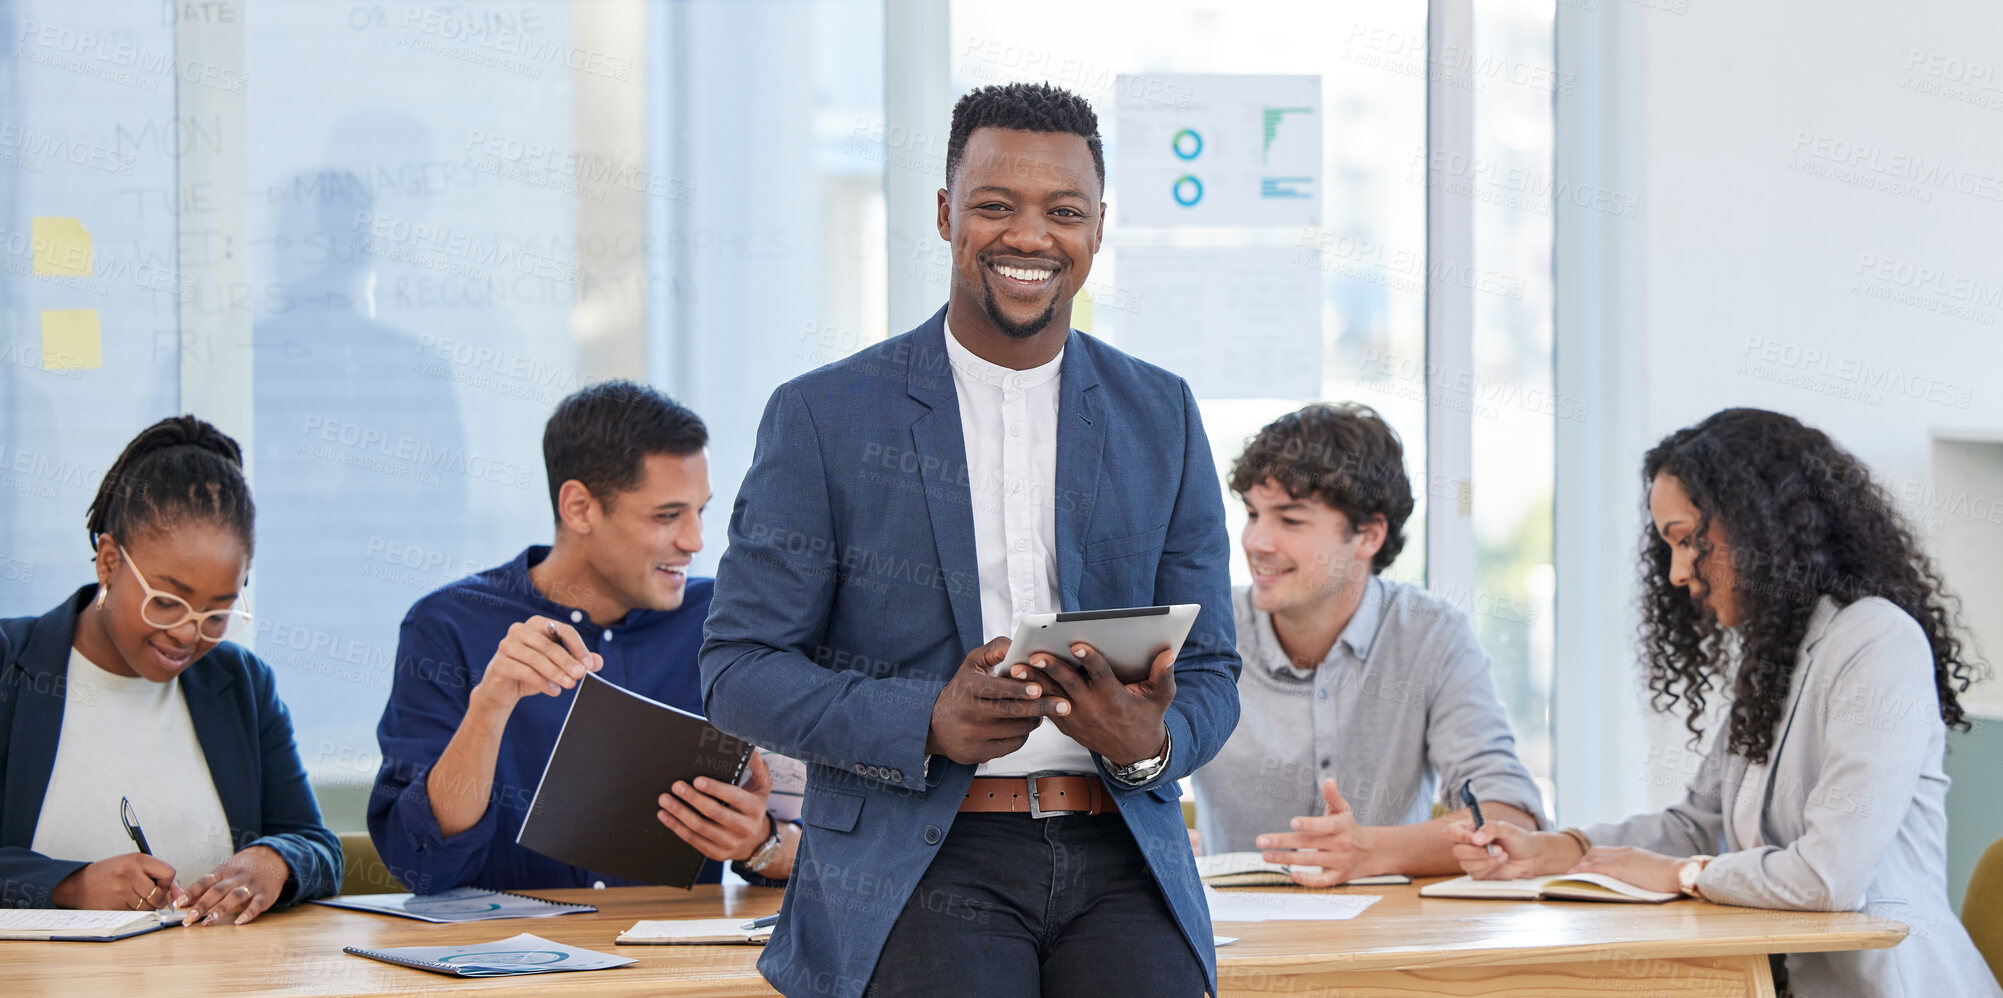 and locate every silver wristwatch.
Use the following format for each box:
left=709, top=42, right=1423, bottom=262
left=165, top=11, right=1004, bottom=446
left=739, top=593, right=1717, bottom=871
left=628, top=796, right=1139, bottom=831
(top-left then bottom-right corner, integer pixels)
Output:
left=1107, top=729, right=1172, bottom=787
left=742, top=817, right=785, bottom=875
